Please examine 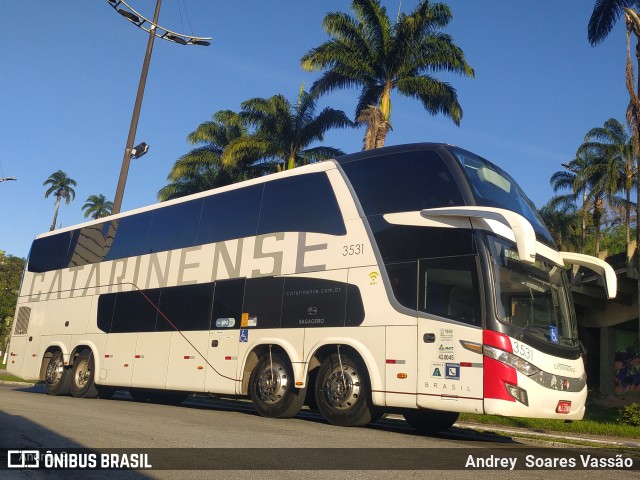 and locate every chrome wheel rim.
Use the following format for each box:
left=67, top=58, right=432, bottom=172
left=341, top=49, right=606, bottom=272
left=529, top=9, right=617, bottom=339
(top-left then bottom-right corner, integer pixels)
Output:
left=323, top=365, right=360, bottom=410
left=74, top=358, right=91, bottom=388
left=45, top=354, right=64, bottom=385
left=256, top=362, right=288, bottom=404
